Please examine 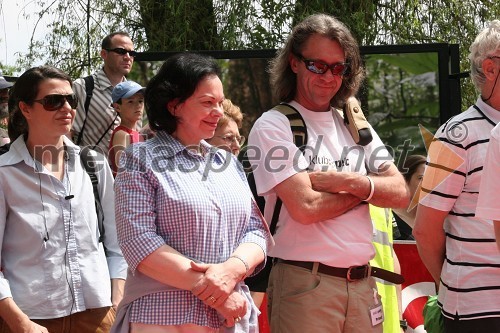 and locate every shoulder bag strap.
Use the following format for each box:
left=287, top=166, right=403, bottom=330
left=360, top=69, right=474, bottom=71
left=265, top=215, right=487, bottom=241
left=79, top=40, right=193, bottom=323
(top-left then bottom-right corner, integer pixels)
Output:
left=76, top=75, right=95, bottom=145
